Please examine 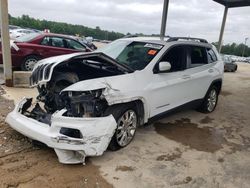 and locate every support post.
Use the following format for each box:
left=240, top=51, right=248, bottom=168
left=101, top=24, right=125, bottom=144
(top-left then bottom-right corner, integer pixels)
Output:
left=242, top=37, right=248, bottom=57
left=0, top=0, right=13, bottom=86
left=160, top=0, right=169, bottom=40
left=218, top=6, right=228, bottom=53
